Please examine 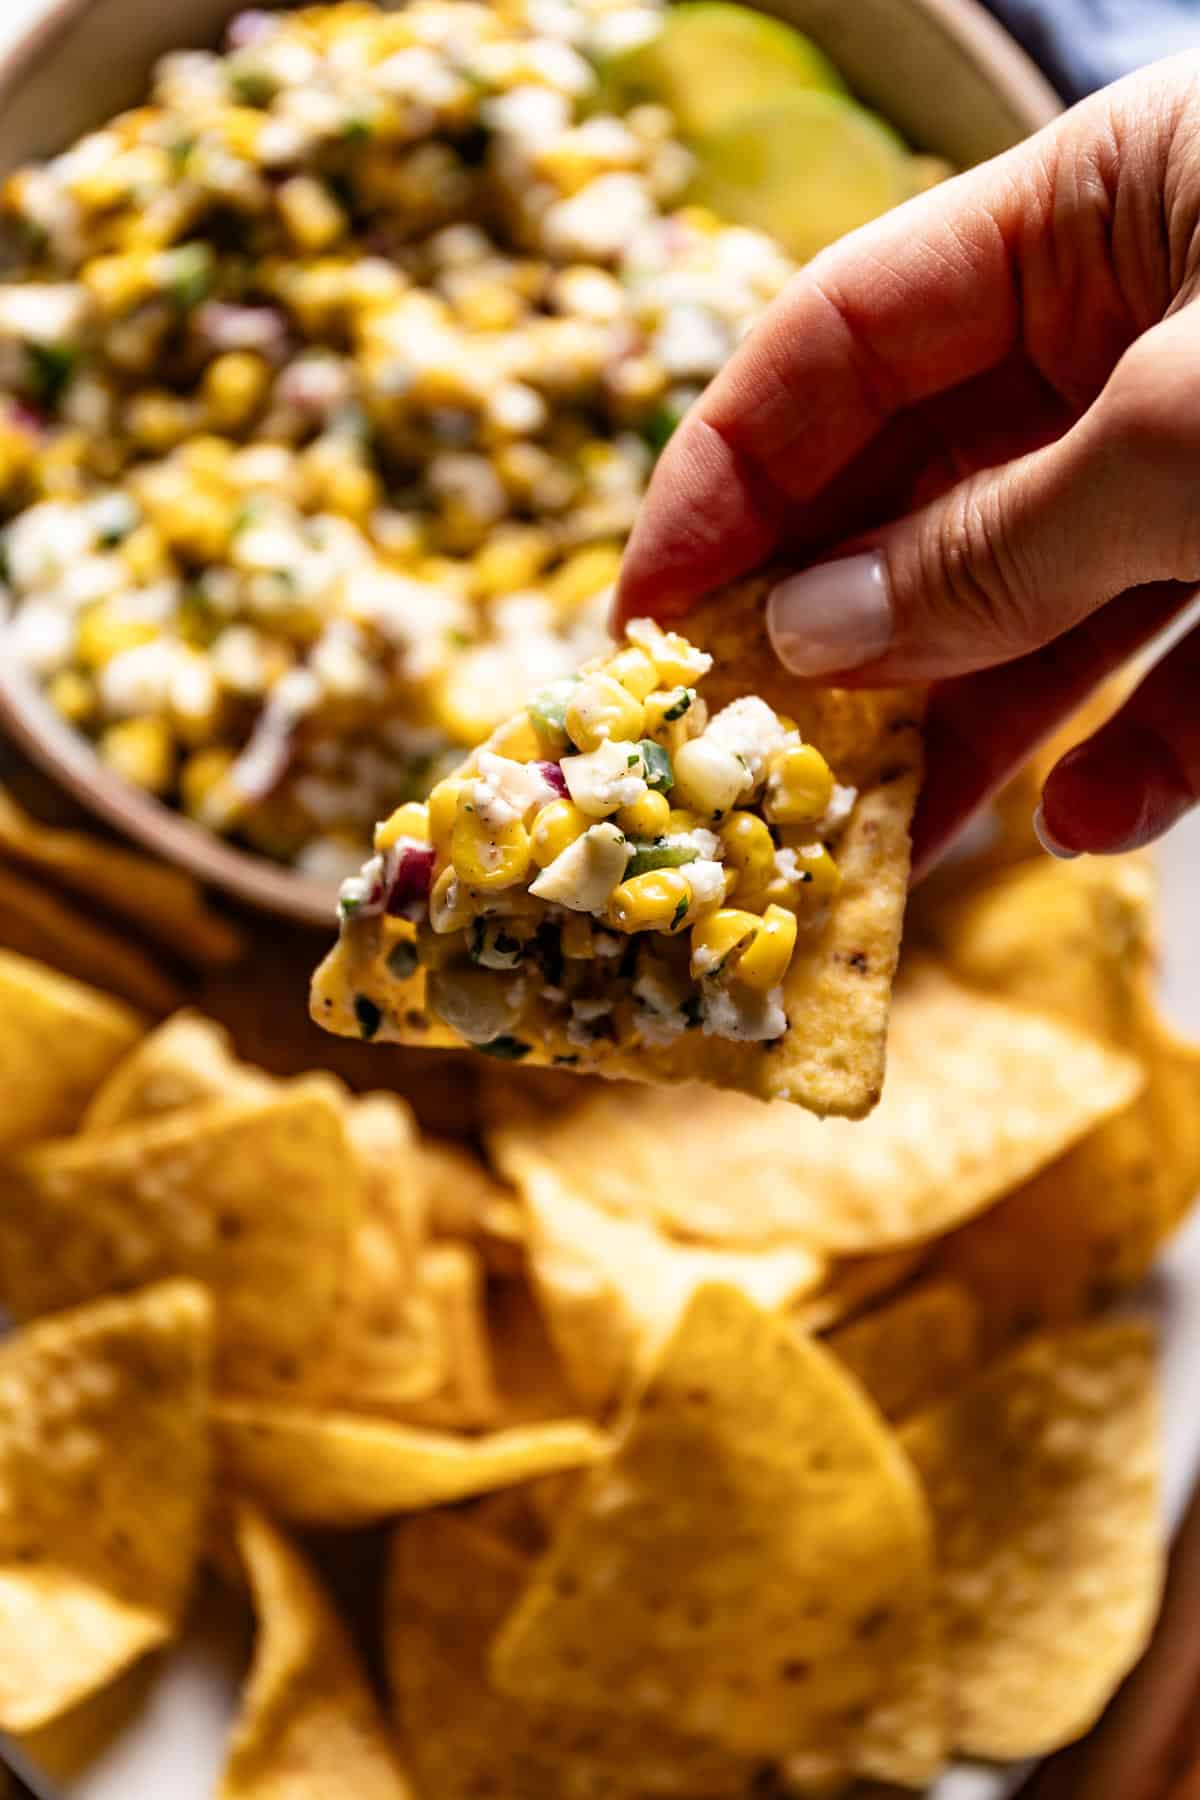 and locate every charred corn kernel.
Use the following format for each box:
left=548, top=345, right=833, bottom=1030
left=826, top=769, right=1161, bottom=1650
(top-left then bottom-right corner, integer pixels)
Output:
left=564, top=673, right=644, bottom=752
left=547, top=543, right=623, bottom=613
left=180, top=746, right=238, bottom=822
left=375, top=801, right=430, bottom=852
left=643, top=685, right=699, bottom=740
left=606, top=646, right=658, bottom=702
left=689, top=908, right=759, bottom=979
left=429, top=864, right=474, bottom=933
left=428, top=778, right=466, bottom=859
left=736, top=904, right=797, bottom=991
left=673, top=735, right=745, bottom=819
left=489, top=713, right=542, bottom=762
left=46, top=668, right=95, bottom=725
left=617, top=790, right=670, bottom=837
left=83, top=250, right=155, bottom=315
left=121, top=522, right=169, bottom=582
left=127, top=391, right=195, bottom=452
left=531, top=797, right=589, bottom=867
left=202, top=352, right=271, bottom=428
left=98, top=716, right=174, bottom=794
left=766, top=744, right=834, bottom=826
left=277, top=176, right=347, bottom=252
left=471, top=529, right=551, bottom=599
left=76, top=602, right=157, bottom=669
left=561, top=913, right=596, bottom=958
left=451, top=808, right=531, bottom=892
left=609, top=868, right=692, bottom=933
left=720, top=811, right=775, bottom=903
